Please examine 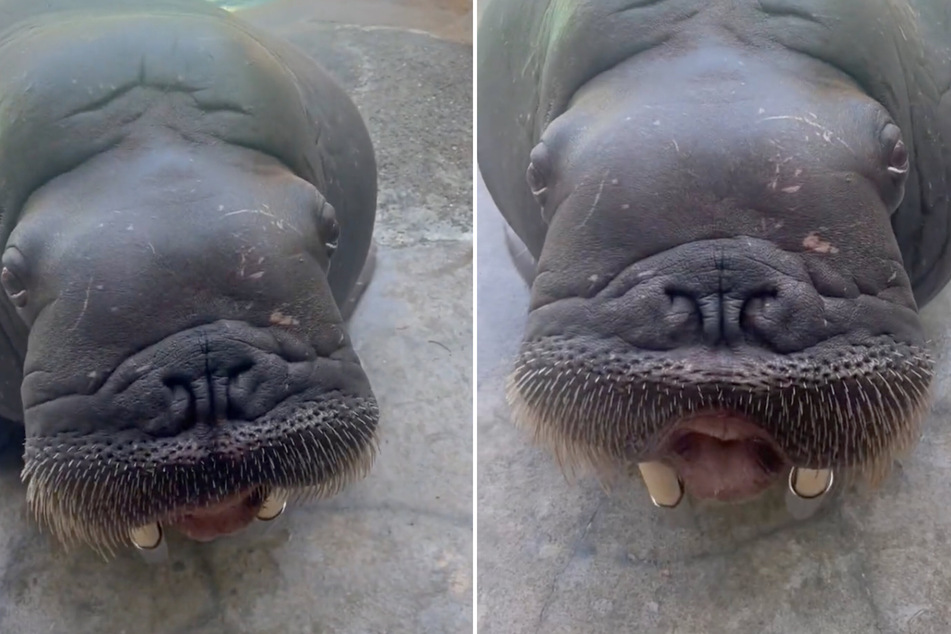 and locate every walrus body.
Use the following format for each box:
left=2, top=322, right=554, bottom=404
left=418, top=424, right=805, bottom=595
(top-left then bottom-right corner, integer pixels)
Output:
left=0, top=0, right=379, bottom=549
left=479, top=0, right=951, bottom=504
